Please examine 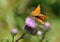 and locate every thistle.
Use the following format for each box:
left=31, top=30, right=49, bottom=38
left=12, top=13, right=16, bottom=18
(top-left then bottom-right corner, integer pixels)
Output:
left=43, top=22, right=51, bottom=30
left=24, top=17, right=39, bottom=35
left=11, top=28, right=18, bottom=42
